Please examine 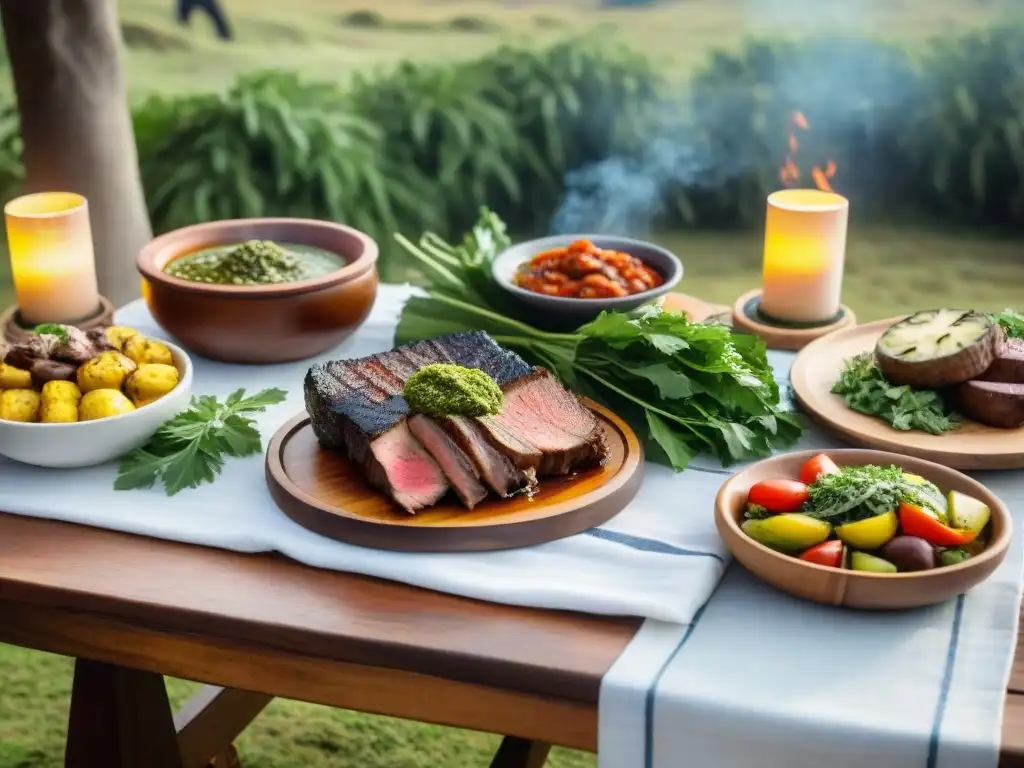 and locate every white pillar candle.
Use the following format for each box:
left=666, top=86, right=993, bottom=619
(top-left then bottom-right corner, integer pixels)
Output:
left=5, top=192, right=100, bottom=325
left=760, top=189, right=849, bottom=324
